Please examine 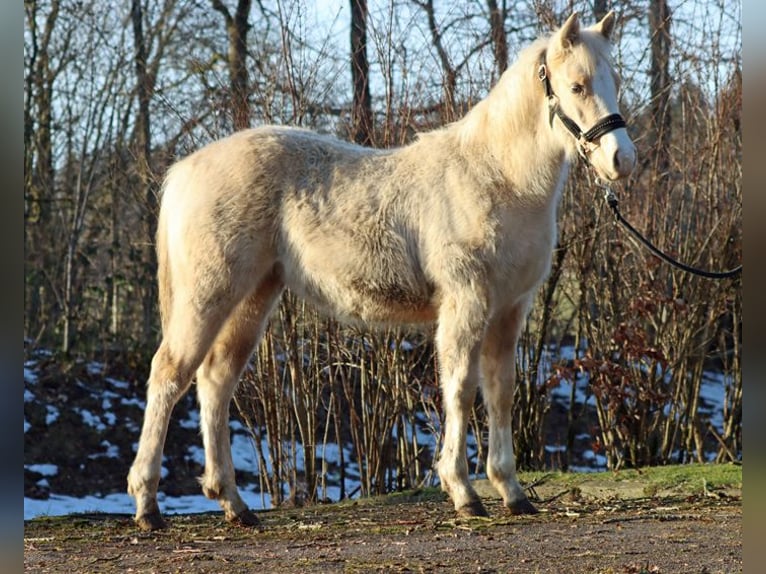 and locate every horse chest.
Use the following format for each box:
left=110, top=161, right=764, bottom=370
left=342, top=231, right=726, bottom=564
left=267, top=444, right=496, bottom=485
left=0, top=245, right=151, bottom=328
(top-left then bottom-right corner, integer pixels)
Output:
left=492, top=207, right=557, bottom=298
